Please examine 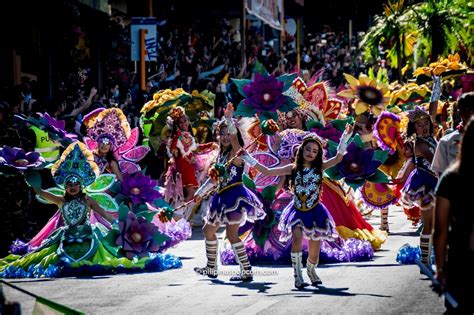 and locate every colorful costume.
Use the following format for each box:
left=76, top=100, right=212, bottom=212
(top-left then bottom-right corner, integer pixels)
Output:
left=0, top=143, right=181, bottom=278
left=84, top=108, right=149, bottom=174
left=206, top=157, right=265, bottom=226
